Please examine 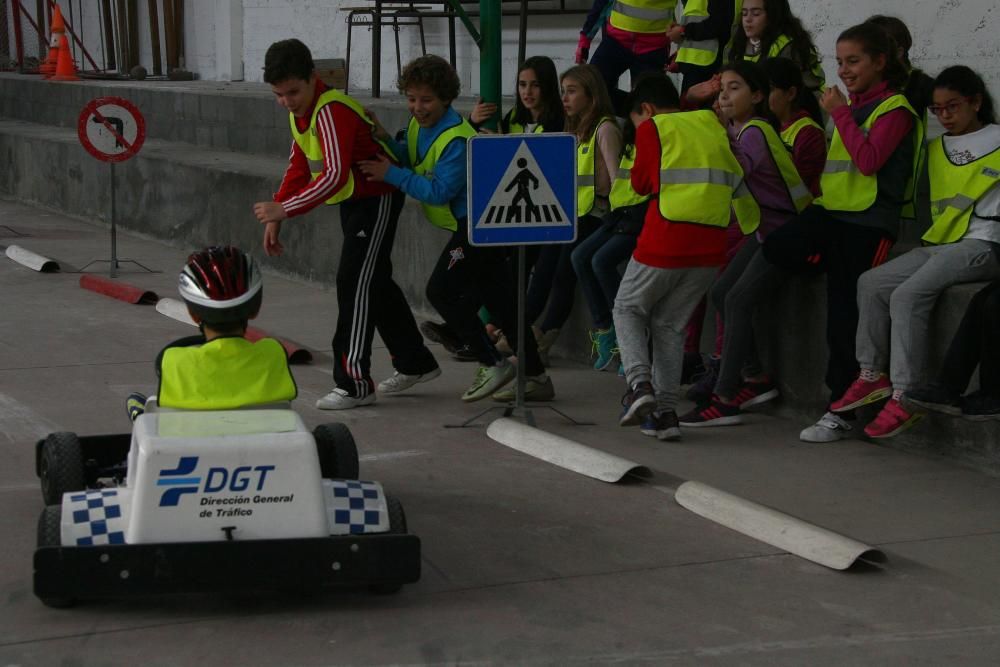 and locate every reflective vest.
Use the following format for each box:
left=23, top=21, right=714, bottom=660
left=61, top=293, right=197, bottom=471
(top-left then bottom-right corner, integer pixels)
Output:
left=922, top=136, right=1000, bottom=245
left=159, top=337, right=297, bottom=411
left=780, top=115, right=824, bottom=151
left=609, top=148, right=651, bottom=210
left=653, top=110, right=759, bottom=233
left=676, top=0, right=742, bottom=67
left=577, top=117, right=615, bottom=217
left=610, top=0, right=678, bottom=34
left=503, top=108, right=545, bottom=135
left=742, top=33, right=826, bottom=90
left=289, top=89, right=393, bottom=205
left=737, top=119, right=813, bottom=213
left=406, top=115, right=477, bottom=231
left=814, top=94, right=923, bottom=213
